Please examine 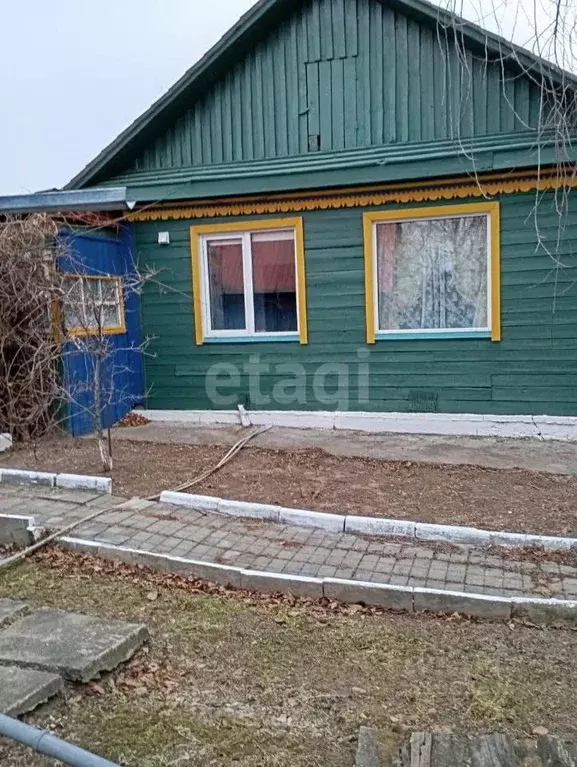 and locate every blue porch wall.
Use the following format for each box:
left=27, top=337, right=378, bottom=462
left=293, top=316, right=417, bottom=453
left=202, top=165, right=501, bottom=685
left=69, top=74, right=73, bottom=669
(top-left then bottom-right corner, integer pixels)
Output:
left=58, top=225, right=144, bottom=437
